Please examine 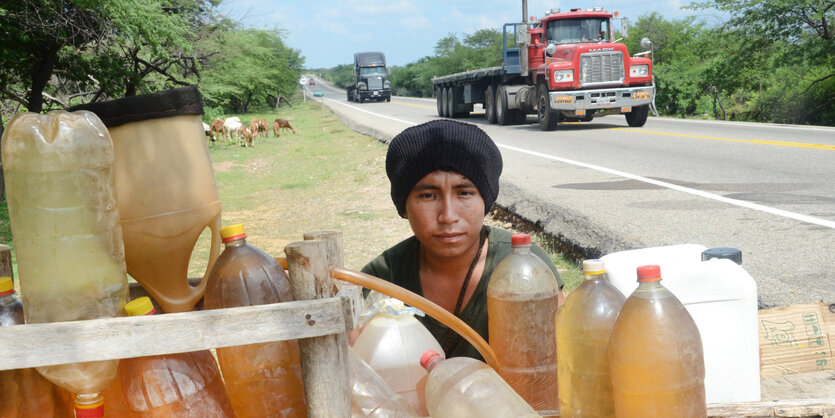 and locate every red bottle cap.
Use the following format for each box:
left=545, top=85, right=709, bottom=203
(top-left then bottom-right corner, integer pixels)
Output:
left=420, top=350, right=443, bottom=369
left=636, top=265, right=662, bottom=282
left=511, top=234, right=531, bottom=247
